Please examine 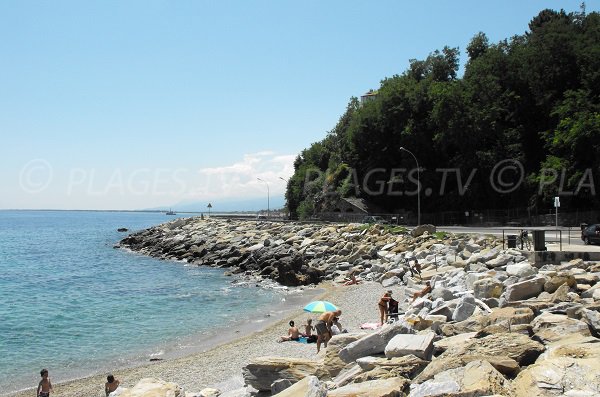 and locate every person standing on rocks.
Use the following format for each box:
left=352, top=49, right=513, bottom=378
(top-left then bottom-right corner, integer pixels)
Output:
left=315, top=309, right=341, bottom=353
left=378, top=291, right=392, bottom=325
